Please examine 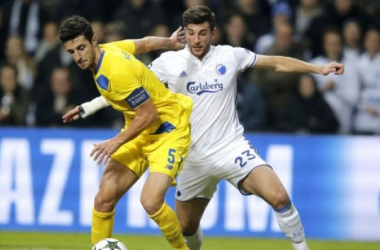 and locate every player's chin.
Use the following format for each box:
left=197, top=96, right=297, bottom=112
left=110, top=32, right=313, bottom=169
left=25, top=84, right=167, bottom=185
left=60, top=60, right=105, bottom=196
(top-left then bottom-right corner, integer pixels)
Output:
left=79, top=64, right=90, bottom=70
left=191, top=48, right=204, bottom=56
left=77, top=61, right=90, bottom=70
